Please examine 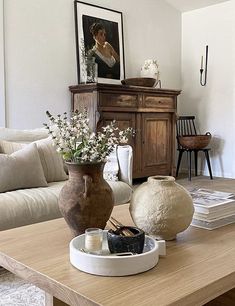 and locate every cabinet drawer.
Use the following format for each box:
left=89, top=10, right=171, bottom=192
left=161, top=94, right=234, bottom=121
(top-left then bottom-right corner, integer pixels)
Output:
left=143, top=95, right=175, bottom=109
left=99, top=92, right=138, bottom=108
